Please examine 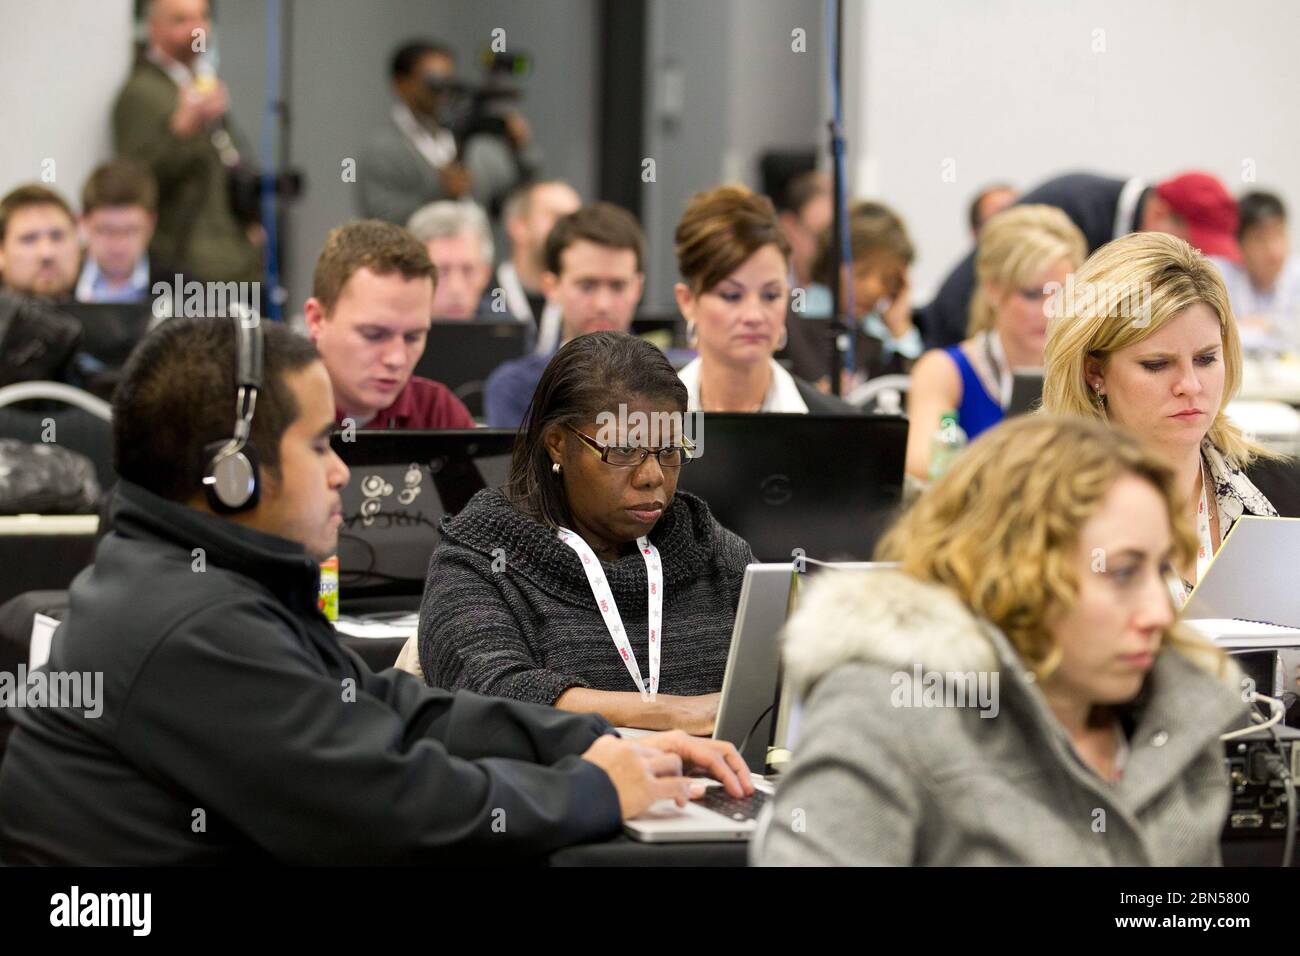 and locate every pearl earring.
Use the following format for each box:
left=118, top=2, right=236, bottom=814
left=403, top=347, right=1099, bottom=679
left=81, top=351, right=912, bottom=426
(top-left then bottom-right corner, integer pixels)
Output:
left=552, top=462, right=561, bottom=476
